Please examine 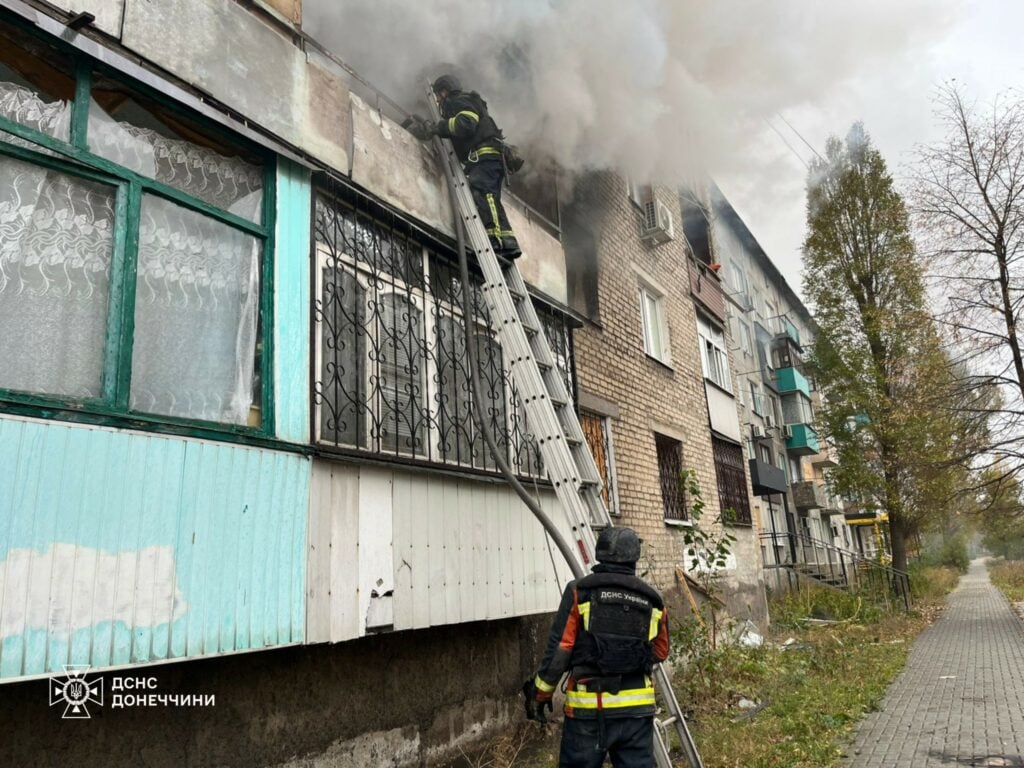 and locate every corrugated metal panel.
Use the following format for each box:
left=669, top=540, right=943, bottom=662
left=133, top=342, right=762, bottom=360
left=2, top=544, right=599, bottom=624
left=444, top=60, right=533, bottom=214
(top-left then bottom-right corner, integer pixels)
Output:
left=308, top=460, right=575, bottom=643
left=275, top=158, right=312, bottom=444
left=0, top=416, right=309, bottom=681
